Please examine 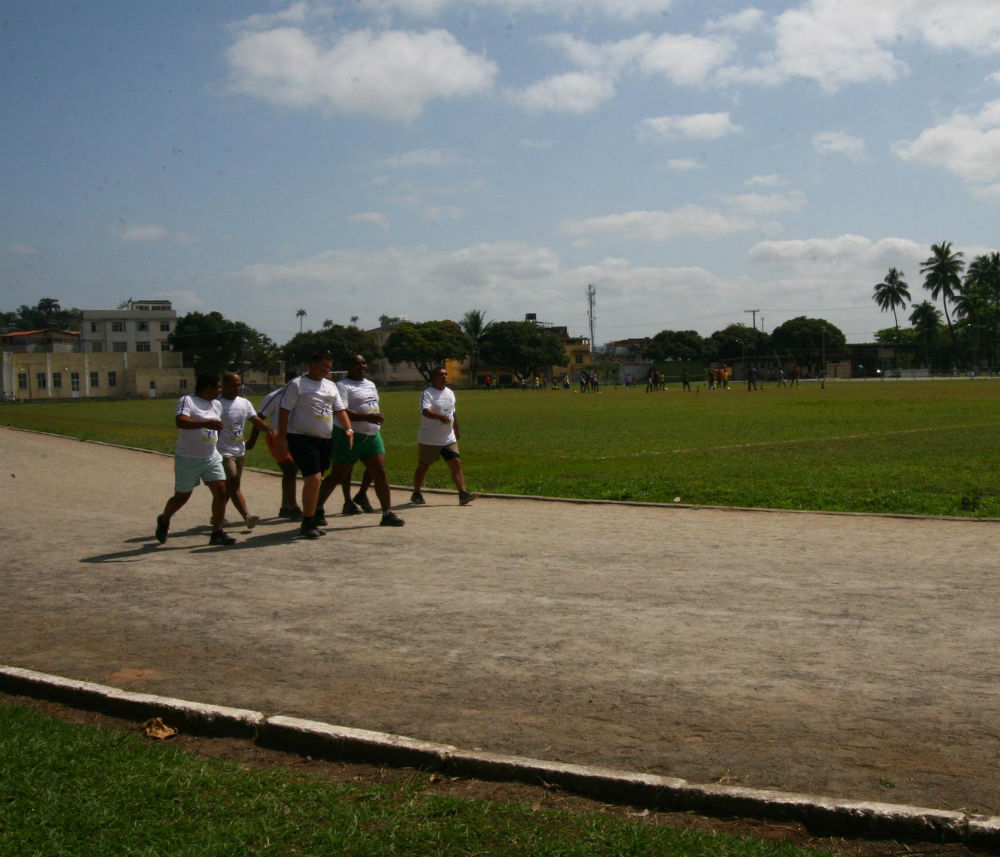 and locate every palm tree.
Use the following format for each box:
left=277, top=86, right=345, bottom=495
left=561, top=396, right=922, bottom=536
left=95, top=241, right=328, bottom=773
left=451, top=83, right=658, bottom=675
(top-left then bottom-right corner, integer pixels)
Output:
left=909, top=300, right=942, bottom=368
left=350, top=315, right=359, bottom=327
left=920, top=241, right=964, bottom=344
left=322, top=318, right=333, bottom=329
left=460, top=309, right=493, bottom=387
left=961, top=253, right=1000, bottom=369
left=296, top=307, right=307, bottom=334
left=873, top=267, right=910, bottom=330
